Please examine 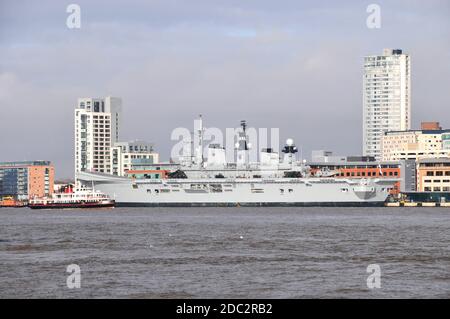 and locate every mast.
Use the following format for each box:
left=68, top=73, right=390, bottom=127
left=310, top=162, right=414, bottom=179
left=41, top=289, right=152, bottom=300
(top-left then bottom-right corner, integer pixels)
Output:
left=240, top=120, right=248, bottom=151
left=282, top=138, right=298, bottom=166
left=236, top=120, right=250, bottom=167
left=194, top=114, right=204, bottom=167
